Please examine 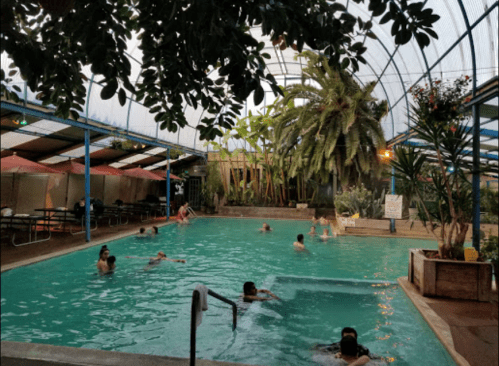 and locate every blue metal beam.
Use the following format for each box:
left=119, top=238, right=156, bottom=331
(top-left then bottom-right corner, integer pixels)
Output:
left=84, top=128, right=91, bottom=242
left=400, top=140, right=498, bottom=161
